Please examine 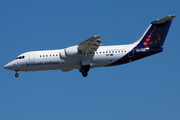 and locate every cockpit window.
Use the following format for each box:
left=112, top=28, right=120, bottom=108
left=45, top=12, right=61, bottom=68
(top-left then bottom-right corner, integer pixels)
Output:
left=15, top=56, right=25, bottom=60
